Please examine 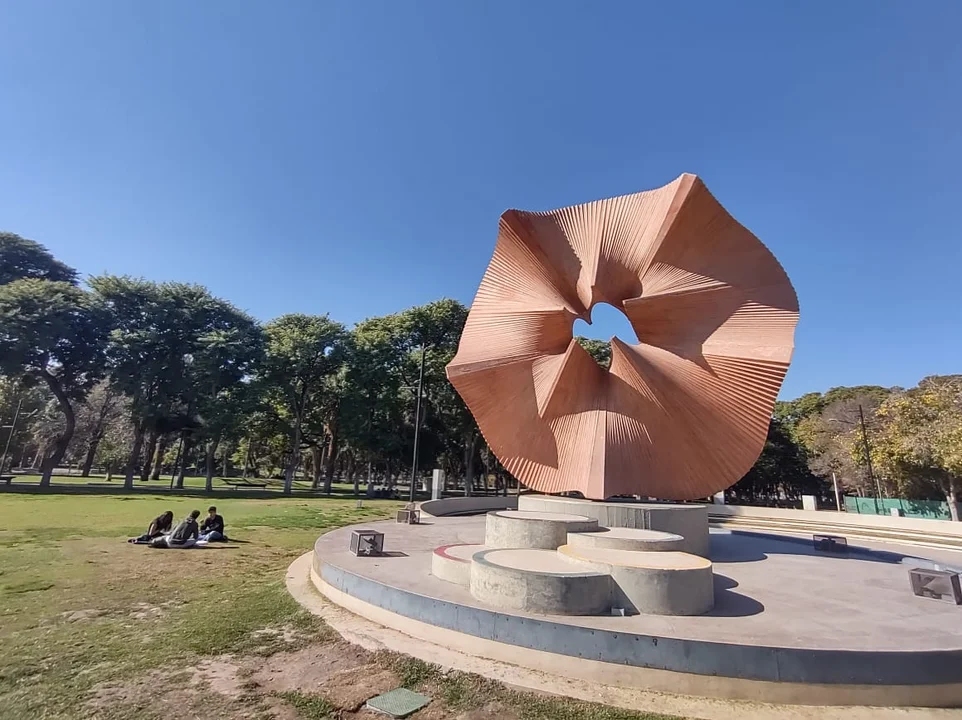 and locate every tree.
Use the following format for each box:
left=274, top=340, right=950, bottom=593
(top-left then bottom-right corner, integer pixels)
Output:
left=0, top=280, right=109, bottom=485
left=730, top=418, right=823, bottom=505
left=0, top=232, right=78, bottom=286
left=872, top=376, right=962, bottom=520
left=260, top=314, right=348, bottom=493
left=575, top=337, right=612, bottom=369
left=91, top=276, right=260, bottom=489
left=71, top=381, right=123, bottom=477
